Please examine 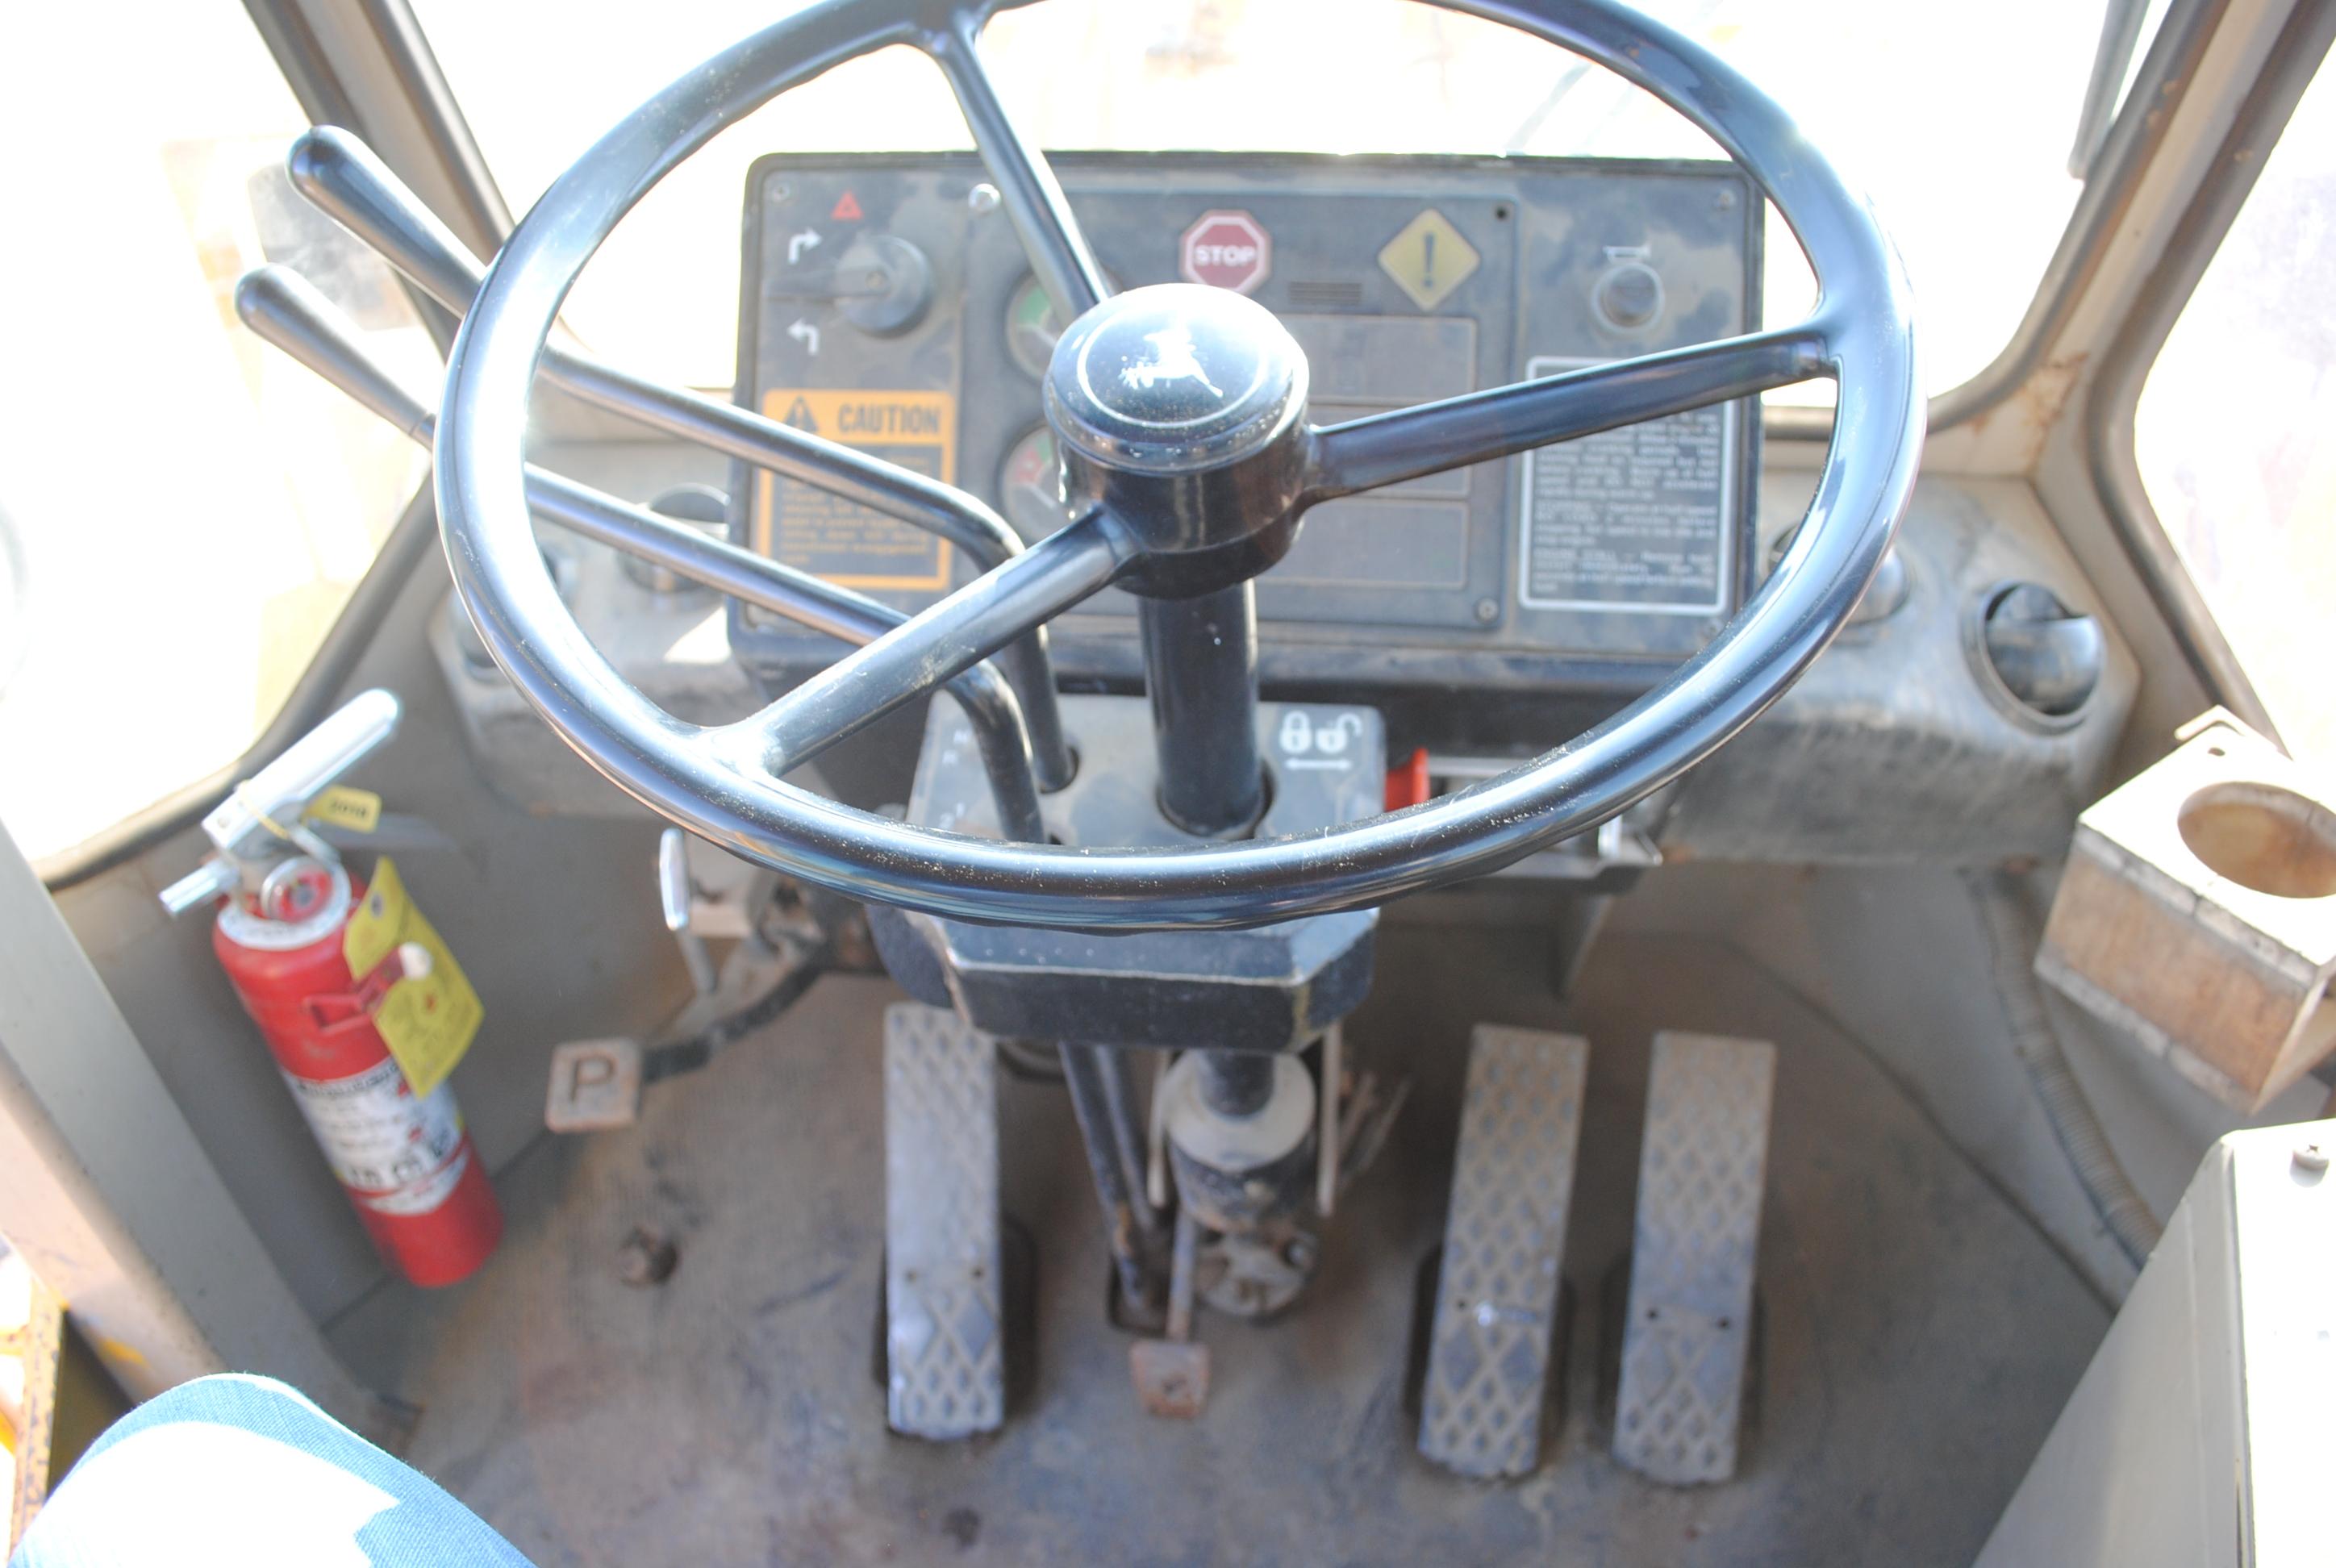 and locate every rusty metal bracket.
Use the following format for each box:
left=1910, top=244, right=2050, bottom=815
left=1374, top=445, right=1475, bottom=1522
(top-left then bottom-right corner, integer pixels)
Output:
left=1129, top=1207, right=1211, bottom=1420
